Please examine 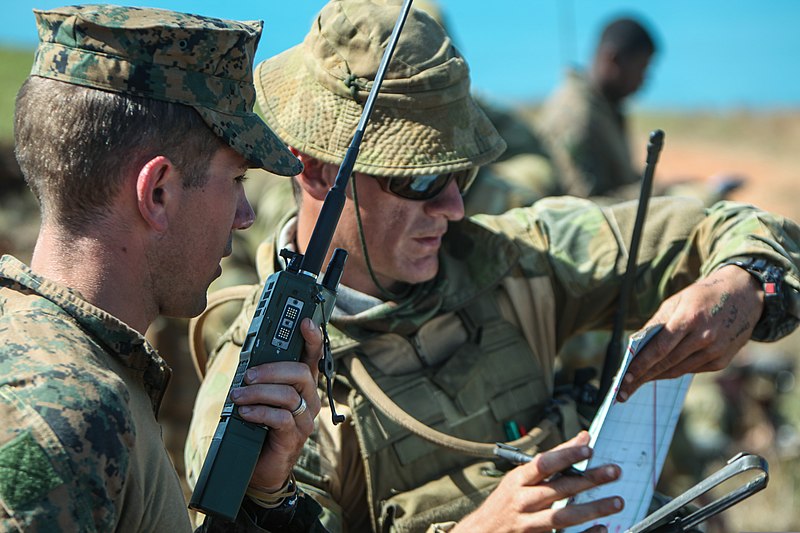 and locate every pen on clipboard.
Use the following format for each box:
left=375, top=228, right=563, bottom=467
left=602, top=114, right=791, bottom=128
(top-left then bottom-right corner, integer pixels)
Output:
left=493, top=443, right=586, bottom=479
